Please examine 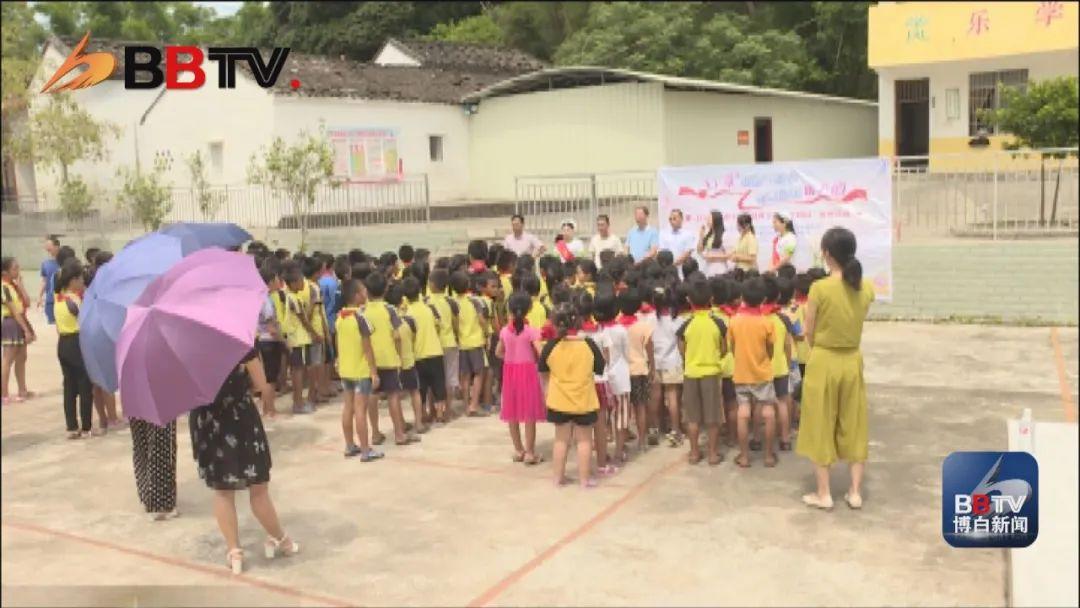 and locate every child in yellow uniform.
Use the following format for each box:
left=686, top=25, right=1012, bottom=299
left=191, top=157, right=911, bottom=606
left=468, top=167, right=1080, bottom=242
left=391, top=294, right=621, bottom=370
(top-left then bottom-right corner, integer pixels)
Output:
left=335, top=278, right=383, bottom=461
left=426, top=269, right=460, bottom=414
left=361, top=271, right=415, bottom=446
left=728, top=277, right=776, bottom=468
left=284, top=268, right=320, bottom=414
left=303, top=262, right=331, bottom=403
left=710, top=277, right=738, bottom=446
left=763, top=275, right=796, bottom=453
left=797, top=228, right=874, bottom=511
left=539, top=303, right=607, bottom=488
left=450, top=271, right=490, bottom=417
left=675, top=281, right=727, bottom=466
left=477, top=272, right=502, bottom=413
left=404, top=276, right=448, bottom=423
left=522, top=275, right=549, bottom=329
left=387, top=283, right=426, bottom=434
left=2, top=257, right=36, bottom=405
left=54, top=260, right=93, bottom=438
